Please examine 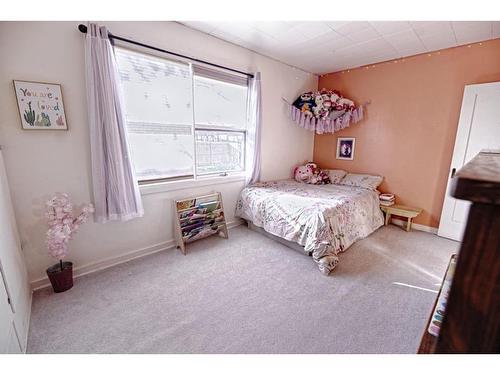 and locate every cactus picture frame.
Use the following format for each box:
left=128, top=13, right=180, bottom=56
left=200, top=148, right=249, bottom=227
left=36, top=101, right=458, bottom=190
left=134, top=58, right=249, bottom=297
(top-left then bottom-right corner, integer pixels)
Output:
left=13, top=80, right=68, bottom=130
